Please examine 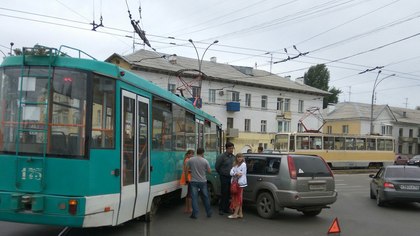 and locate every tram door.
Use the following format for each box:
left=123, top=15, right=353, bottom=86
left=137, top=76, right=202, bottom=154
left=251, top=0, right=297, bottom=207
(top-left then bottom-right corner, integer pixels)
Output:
left=118, top=91, right=150, bottom=224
